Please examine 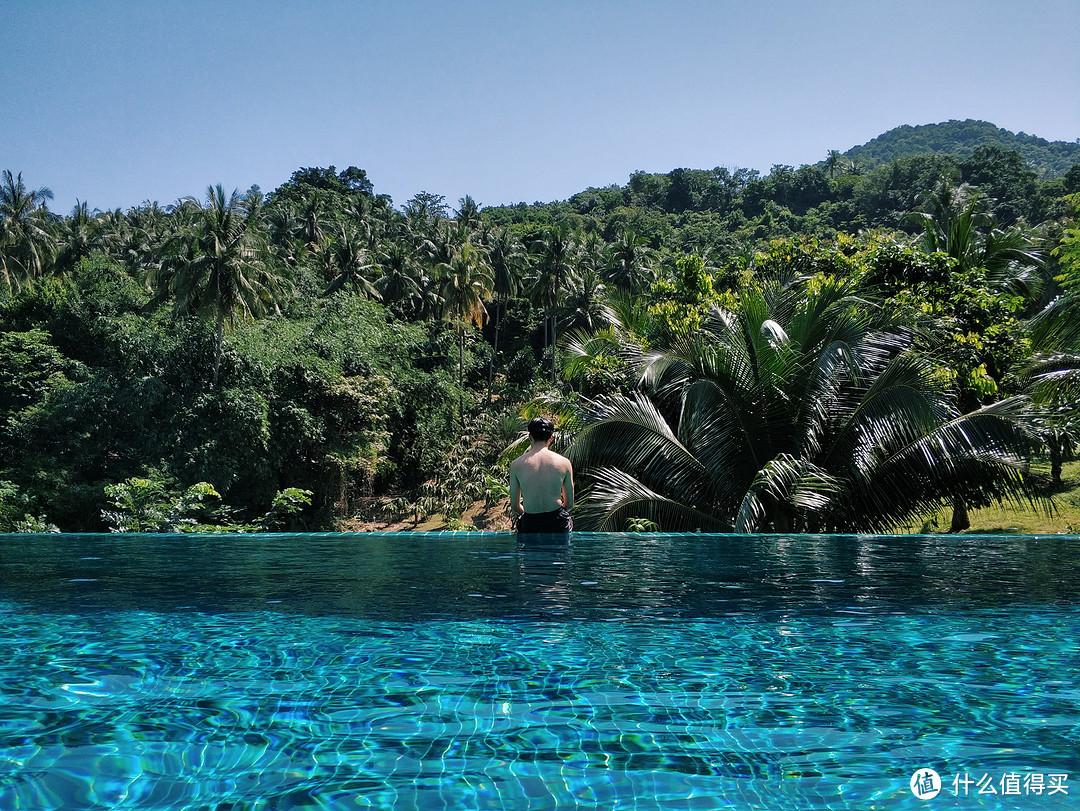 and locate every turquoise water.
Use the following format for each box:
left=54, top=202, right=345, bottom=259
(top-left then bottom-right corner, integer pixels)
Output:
left=1, top=532, right=1078, bottom=809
